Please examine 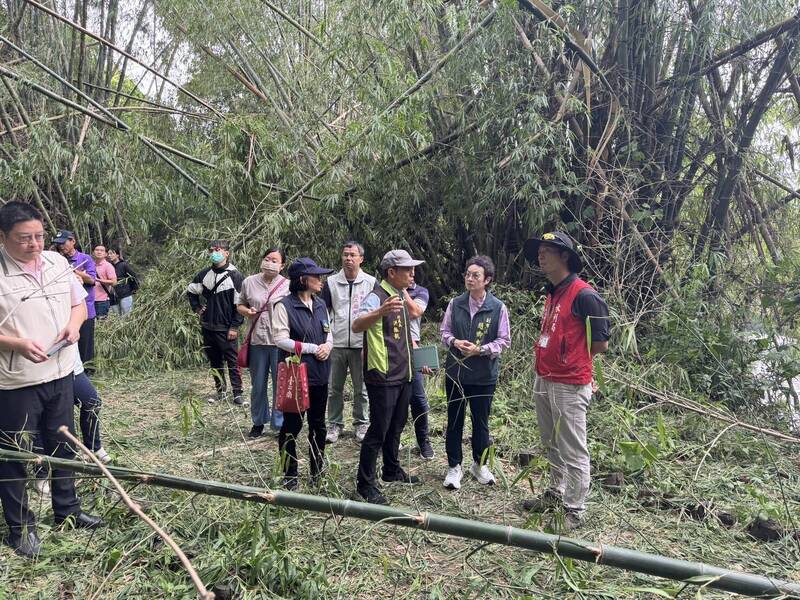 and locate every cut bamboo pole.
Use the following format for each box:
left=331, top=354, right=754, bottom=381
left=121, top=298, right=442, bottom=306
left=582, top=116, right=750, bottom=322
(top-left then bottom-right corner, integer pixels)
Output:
left=0, top=448, right=798, bottom=598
